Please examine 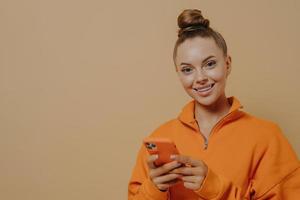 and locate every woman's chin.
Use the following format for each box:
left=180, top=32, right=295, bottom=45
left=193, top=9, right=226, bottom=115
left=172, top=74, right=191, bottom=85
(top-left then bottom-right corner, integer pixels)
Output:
left=193, top=94, right=219, bottom=107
